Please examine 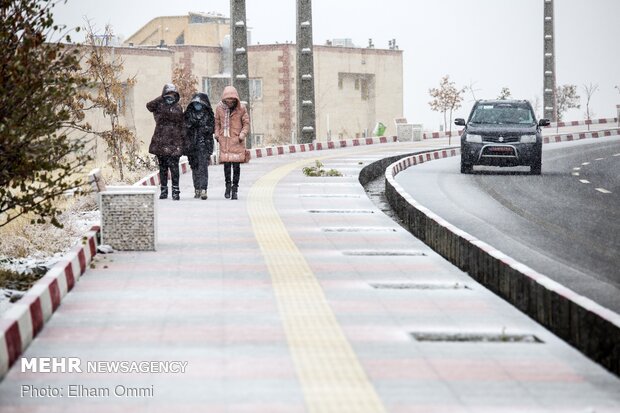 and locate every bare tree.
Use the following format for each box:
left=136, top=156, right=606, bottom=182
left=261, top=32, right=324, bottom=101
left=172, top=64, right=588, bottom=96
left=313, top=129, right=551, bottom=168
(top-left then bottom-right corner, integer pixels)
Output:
left=172, top=64, right=198, bottom=109
left=556, top=84, right=581, bottom=122
left=429, top=75, right=465, bottom=138
left=497, top=87, right=512, bottom=100
left=82, top=22, right=137, bottom=181
left=582, top=82, right=599, bottom=130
